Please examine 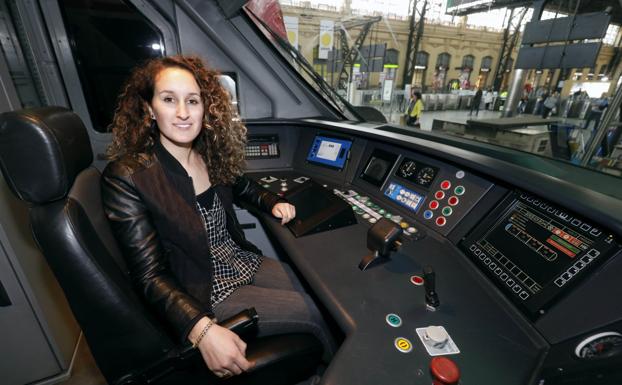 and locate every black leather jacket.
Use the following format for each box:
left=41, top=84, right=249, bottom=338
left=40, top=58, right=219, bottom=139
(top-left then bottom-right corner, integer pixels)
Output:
left=101, top=141, right=282, bottom=341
